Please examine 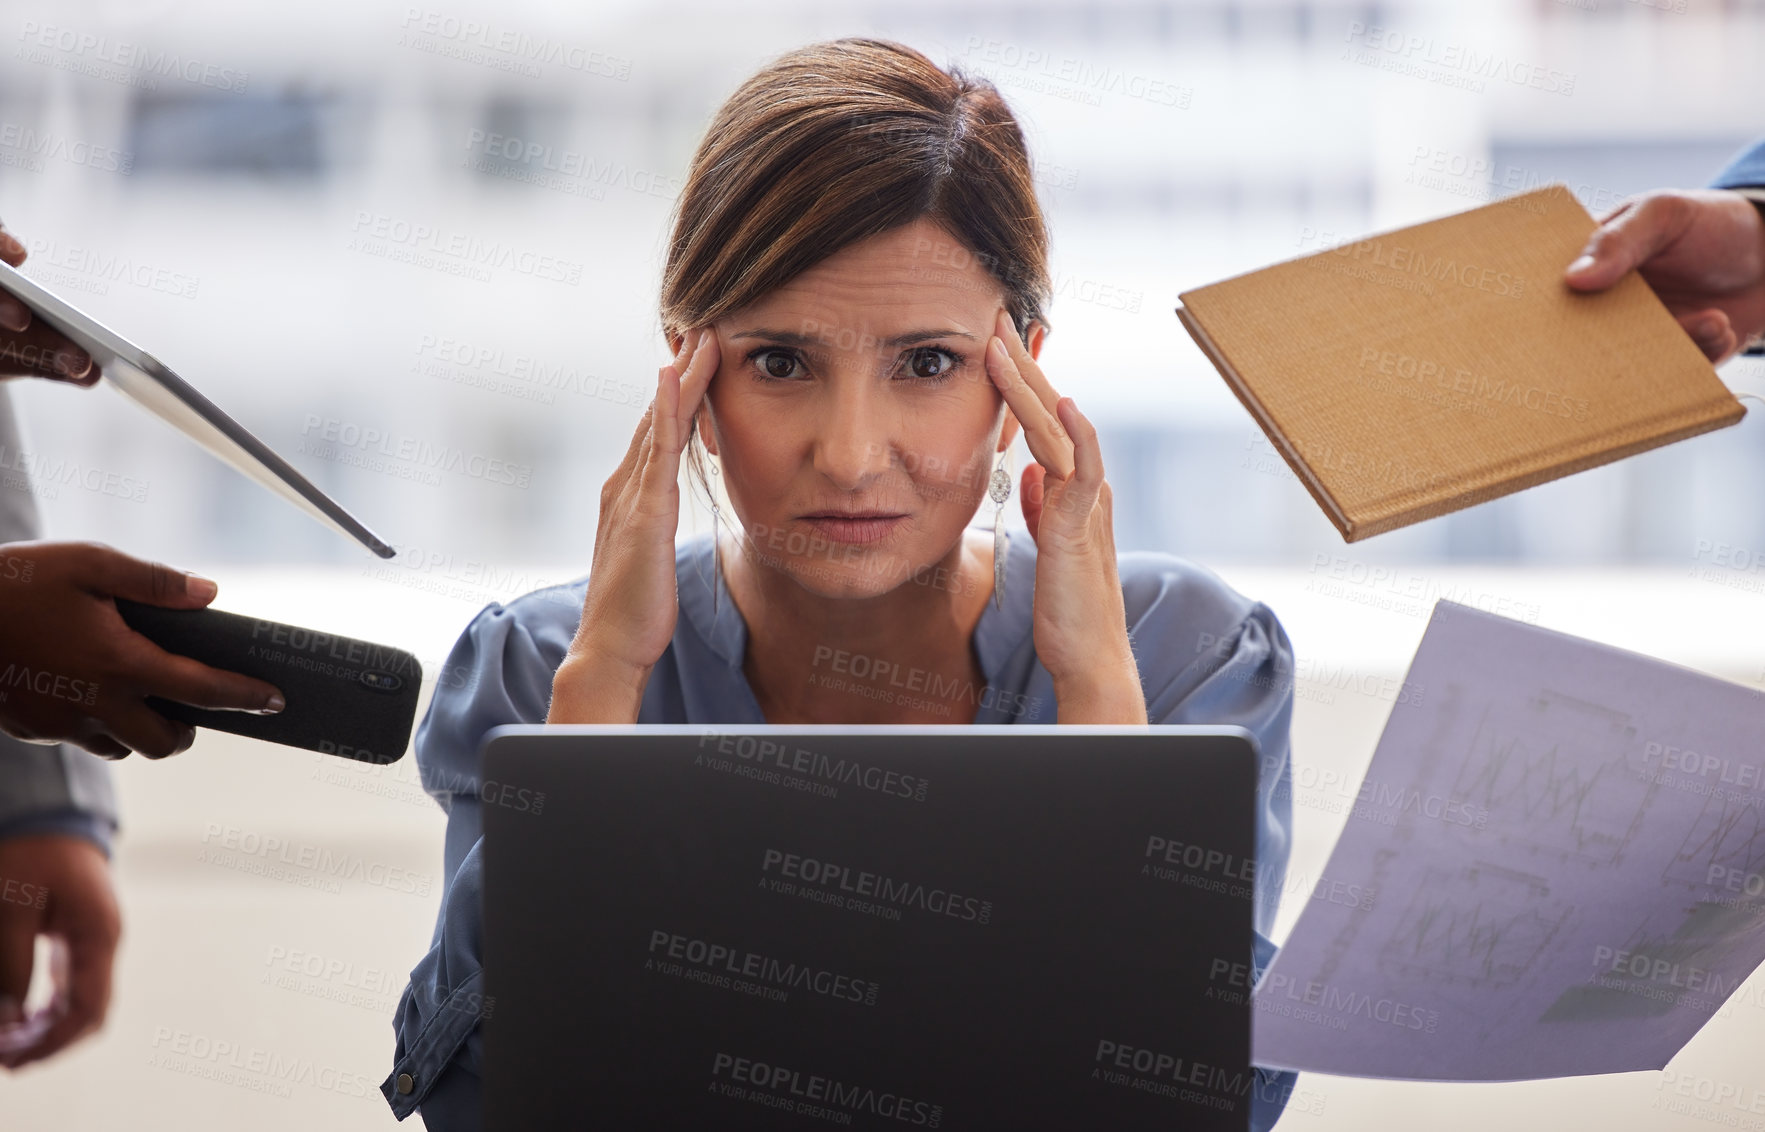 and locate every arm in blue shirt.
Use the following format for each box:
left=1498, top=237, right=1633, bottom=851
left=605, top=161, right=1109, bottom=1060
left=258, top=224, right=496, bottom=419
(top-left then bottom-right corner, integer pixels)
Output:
left=1122, top=553, right=1294, bottom=936
left=380, top=586, right=579, bottom=1122
left=413, top=584, right=583, bottom=898
left=1120, top=553, right=1299, bottom=1129
left=1711, top=136, right=1765, bottom=190
left=0, top=388, right=117, bottom=857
